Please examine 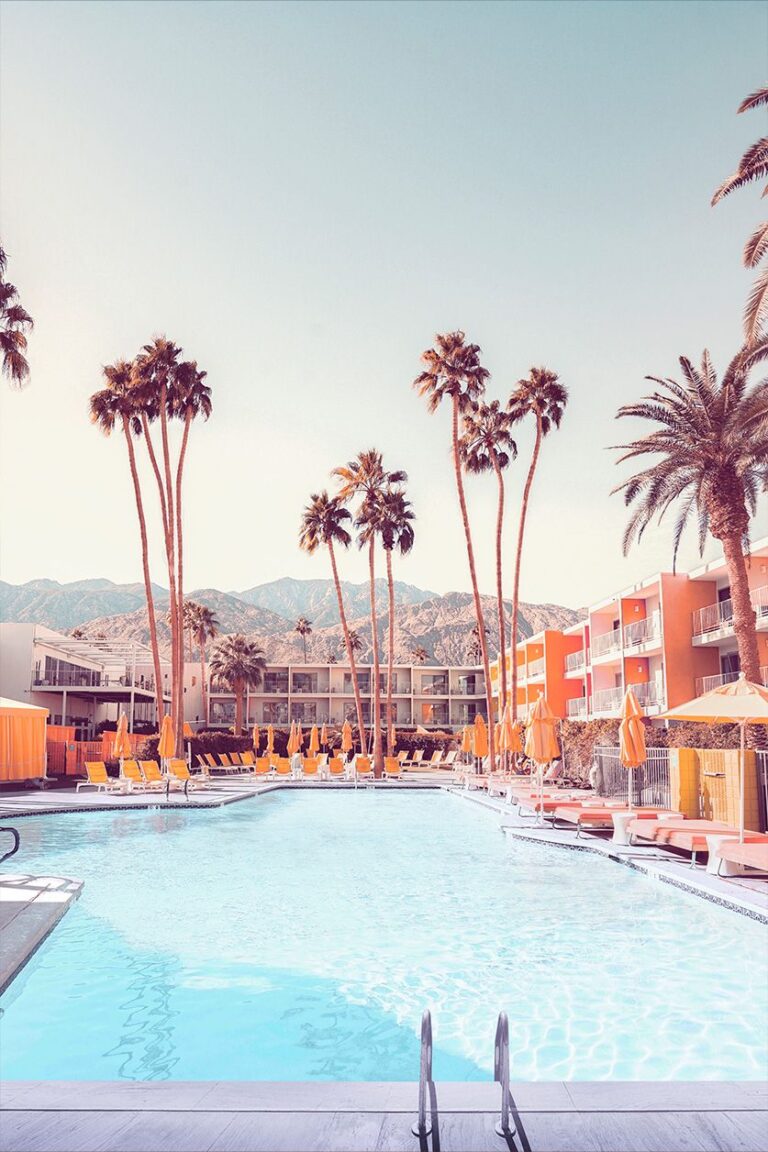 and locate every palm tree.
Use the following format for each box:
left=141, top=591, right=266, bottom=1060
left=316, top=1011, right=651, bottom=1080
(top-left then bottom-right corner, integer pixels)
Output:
left=460, top=399, right=517, bottom=713
left=468, top=623, right=489, bottom=664
left=171, top=360, right=212, bottom=737
left=507, top=367, right=568, bottom=719
left=209, top=634, right=266, bottom=734
left=89, top=361, right=164, bottom=722
left=192, top=604, right=219, bottom=725
left=133, top=337, right=184, bottom=735
left=411, top=645, right=429, bottom=665
left=347, top=629, right=364, bottom=655
left=71, top=627, right=85, bottom=640
left=182, top=600, right=199, bottom=660
left=712, top=87, right=768, bottom=344
left=0, top=244, right=33, bottom=388
left=333, top=451, right=406, bottom=775
left=614, top=347, right=768, bottom=684
left=414, top=331, right=496, bottom=768
left=295, top=616, right=313, bottom=662
left=299, top=491, right=368, bottom=755
left=377, top=487, right=415, bottom=755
